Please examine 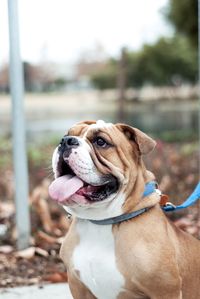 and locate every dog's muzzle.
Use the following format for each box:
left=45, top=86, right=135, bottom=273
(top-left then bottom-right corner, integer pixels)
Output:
left=59, top=136, right=80, bottom=158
